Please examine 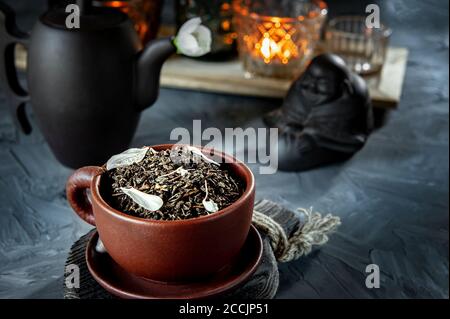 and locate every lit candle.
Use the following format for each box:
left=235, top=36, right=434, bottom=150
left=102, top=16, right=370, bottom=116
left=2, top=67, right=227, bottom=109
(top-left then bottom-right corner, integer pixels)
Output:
left=234, top=0, right=328, bottom=79
left=253, top=17, right=299, bottom=65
